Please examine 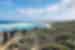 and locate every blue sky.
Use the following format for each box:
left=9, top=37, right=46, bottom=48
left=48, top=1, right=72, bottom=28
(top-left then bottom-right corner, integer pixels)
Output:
left=16, top=0, right=59, bottom=8
left=0, top=0, right=74, bottom=22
